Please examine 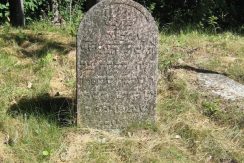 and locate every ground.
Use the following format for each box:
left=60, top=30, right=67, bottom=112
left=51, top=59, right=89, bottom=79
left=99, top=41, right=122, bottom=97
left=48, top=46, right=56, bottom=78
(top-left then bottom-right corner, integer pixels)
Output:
left=0, top=23, right=243, bottom=162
